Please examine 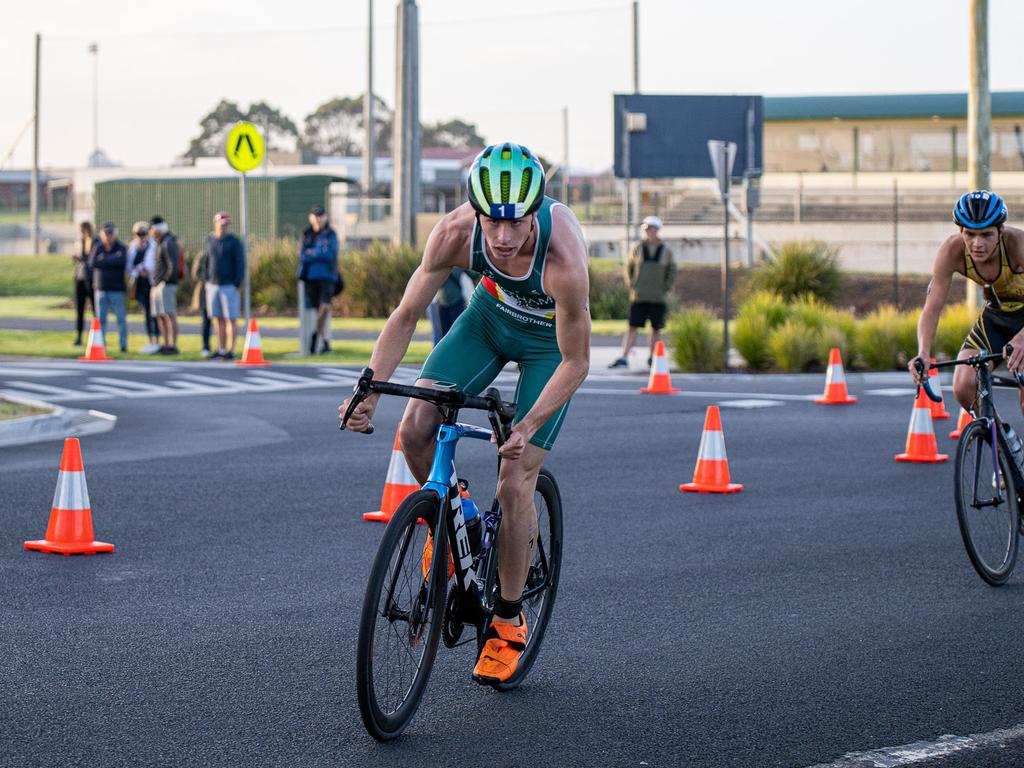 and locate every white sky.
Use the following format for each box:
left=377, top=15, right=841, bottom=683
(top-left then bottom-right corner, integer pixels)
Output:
left=2, top=0, right=1023, bottom=172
